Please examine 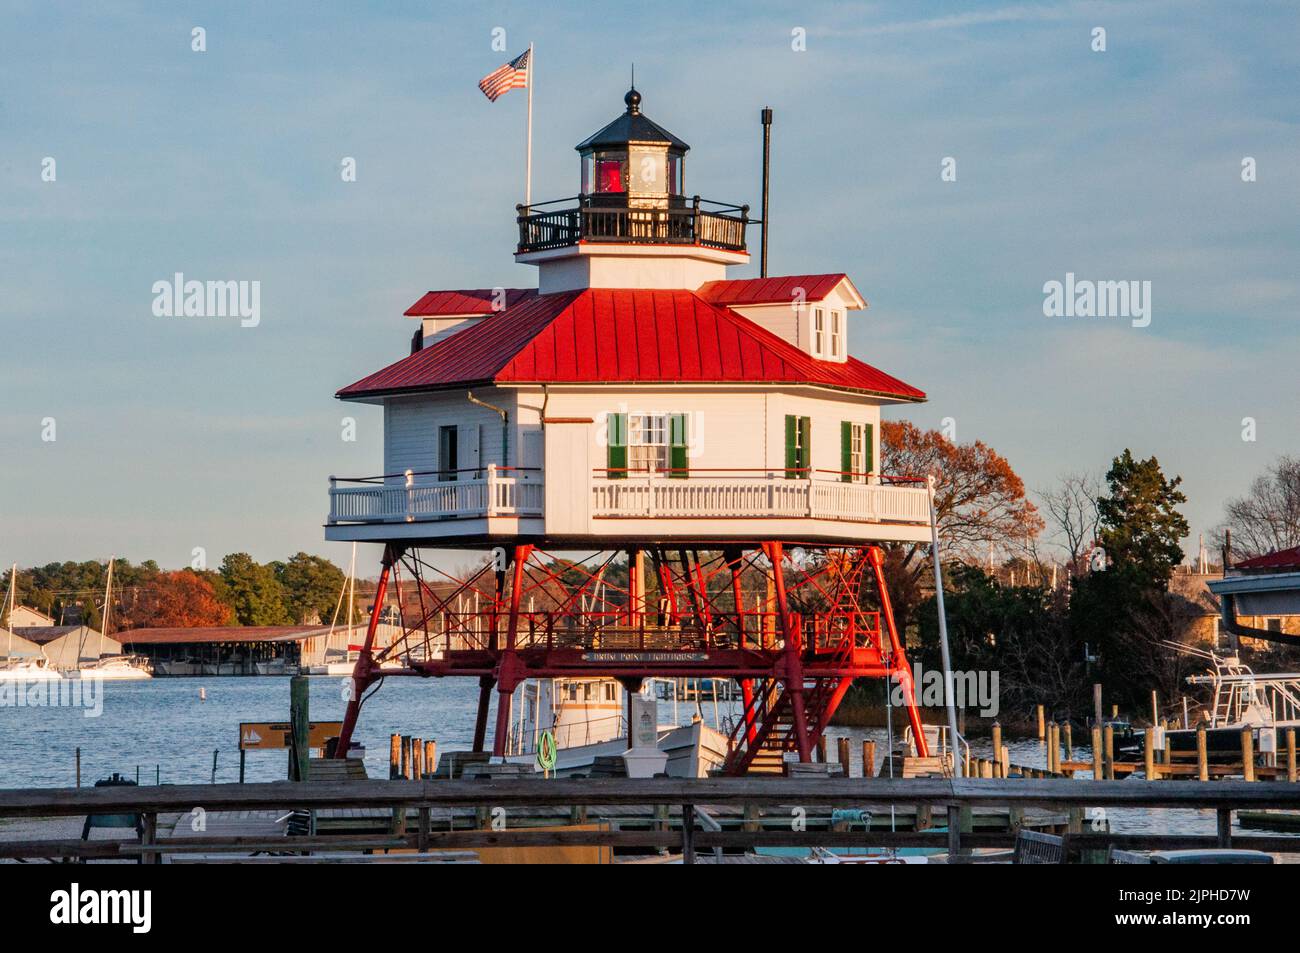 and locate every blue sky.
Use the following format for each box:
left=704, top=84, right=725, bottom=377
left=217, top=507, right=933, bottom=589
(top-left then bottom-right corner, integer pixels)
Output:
left=2, top=0, right=1298, bottom=570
